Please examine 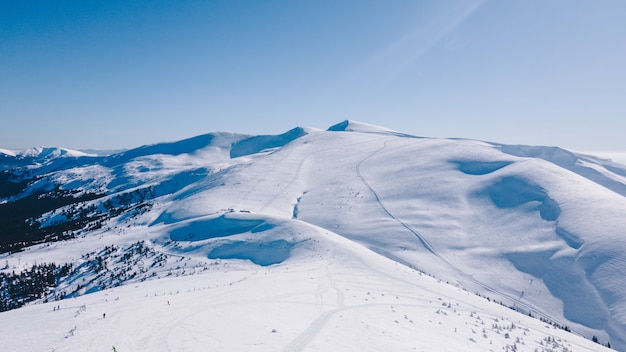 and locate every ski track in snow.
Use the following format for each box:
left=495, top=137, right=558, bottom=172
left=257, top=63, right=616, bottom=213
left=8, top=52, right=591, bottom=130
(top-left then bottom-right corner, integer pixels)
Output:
left=355, top=139, right=437, bottom=255
left=256, top=136, right=387, bottom=216
left=255, top=144, right=312, bottom=215
left=282, top=264, right=345, bottom=351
